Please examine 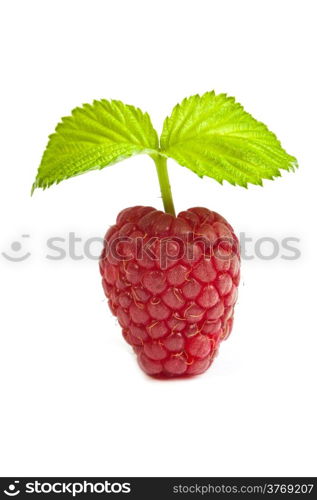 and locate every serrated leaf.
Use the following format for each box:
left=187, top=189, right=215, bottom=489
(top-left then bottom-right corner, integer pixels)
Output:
left=32, top=99, right=159, bottom=192
left=160, top=91, right=298, bottom=187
